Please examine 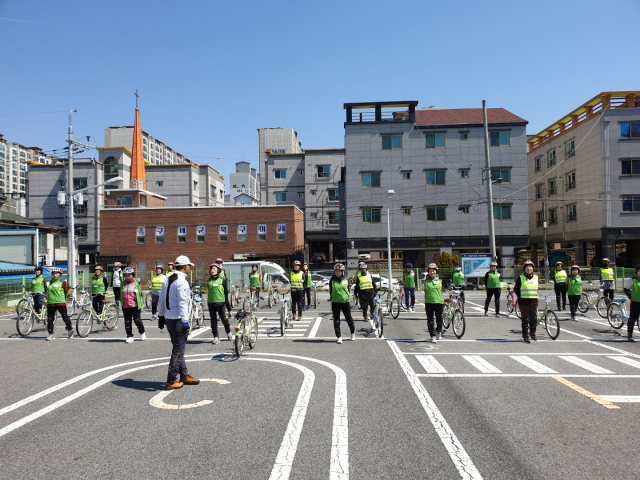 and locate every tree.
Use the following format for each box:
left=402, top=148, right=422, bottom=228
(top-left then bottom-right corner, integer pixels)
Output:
left=452, top=255, right=461, bottom=266
left=438, top=251, right=454, bottom=268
